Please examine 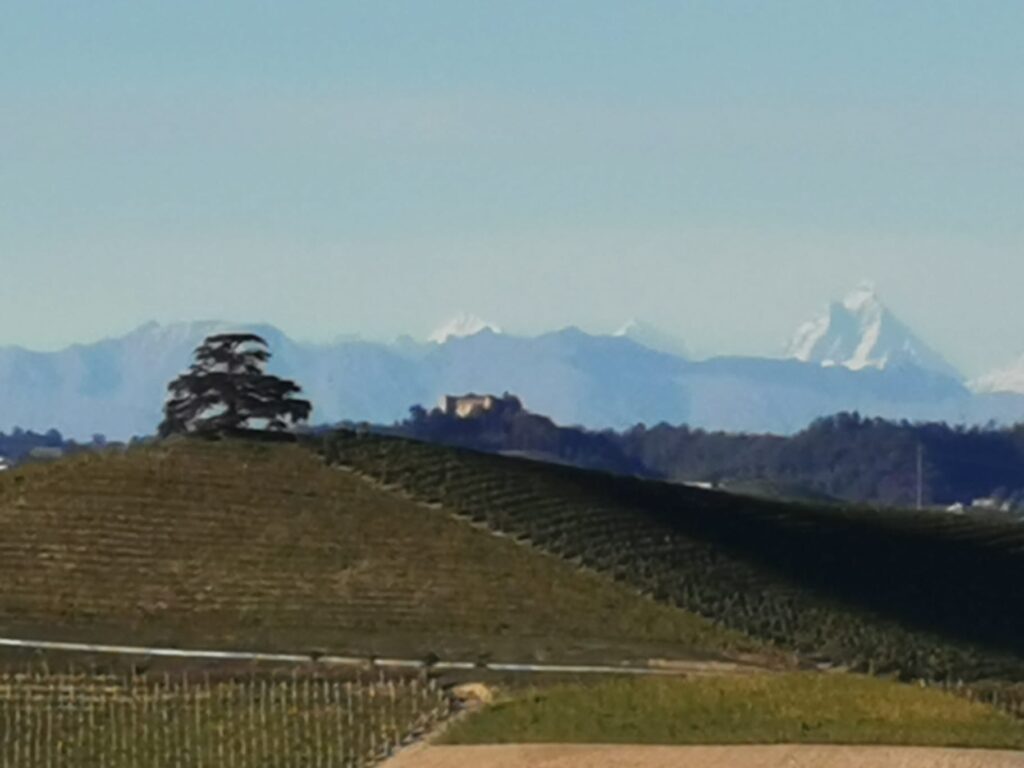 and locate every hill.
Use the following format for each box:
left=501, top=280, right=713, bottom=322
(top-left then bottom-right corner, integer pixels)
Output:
left=322, top=430, right=1024, bottom=682
left=8, top=433, right=1024, bottom=761
left=0, top=438, right=754, bottom=664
